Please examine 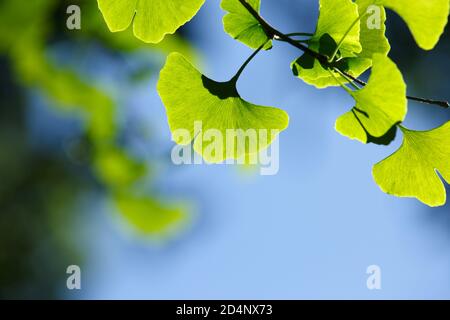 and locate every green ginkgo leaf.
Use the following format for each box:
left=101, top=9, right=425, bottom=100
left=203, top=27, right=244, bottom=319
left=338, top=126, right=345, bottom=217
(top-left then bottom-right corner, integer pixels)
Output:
left=97, top=0, right=205, bottom=43
left=378, top=0, right=449, bottom=50
left=114, top=192, right=188, bottom=237
left=221, top=0, right=272, bottom=50
left=291, top=0, right=367, bottom=88
left=291, top=36, right=372, bottom=89
left=335, top=54, right=407, bottom=143
left=157, top=53, right=289, bottom=163
left=373, top=122, right=450, bottom=207
left=355, top=0, right=390, bottom=59
left=313, top=0, right=362, bottom=57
